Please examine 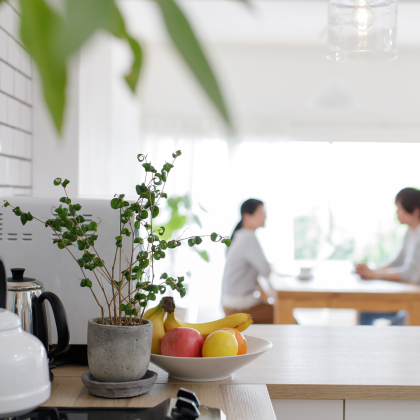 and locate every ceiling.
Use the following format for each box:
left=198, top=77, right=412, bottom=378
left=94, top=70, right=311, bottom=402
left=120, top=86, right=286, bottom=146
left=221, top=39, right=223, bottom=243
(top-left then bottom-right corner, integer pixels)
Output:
left=120, top=0, right=420, bottom=46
